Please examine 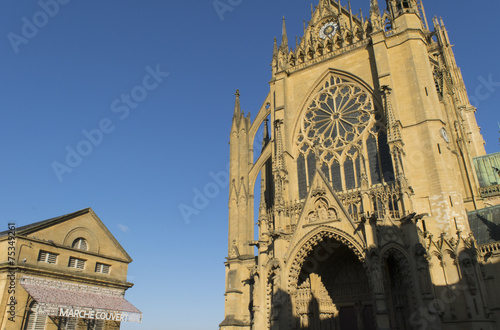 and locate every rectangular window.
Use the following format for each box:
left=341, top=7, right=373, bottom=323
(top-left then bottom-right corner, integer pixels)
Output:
left=38, top=250, right=58, bottom=264
left=95, top=263, right=110, bottom=274
left=68, top=257, right=86, bottom=270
